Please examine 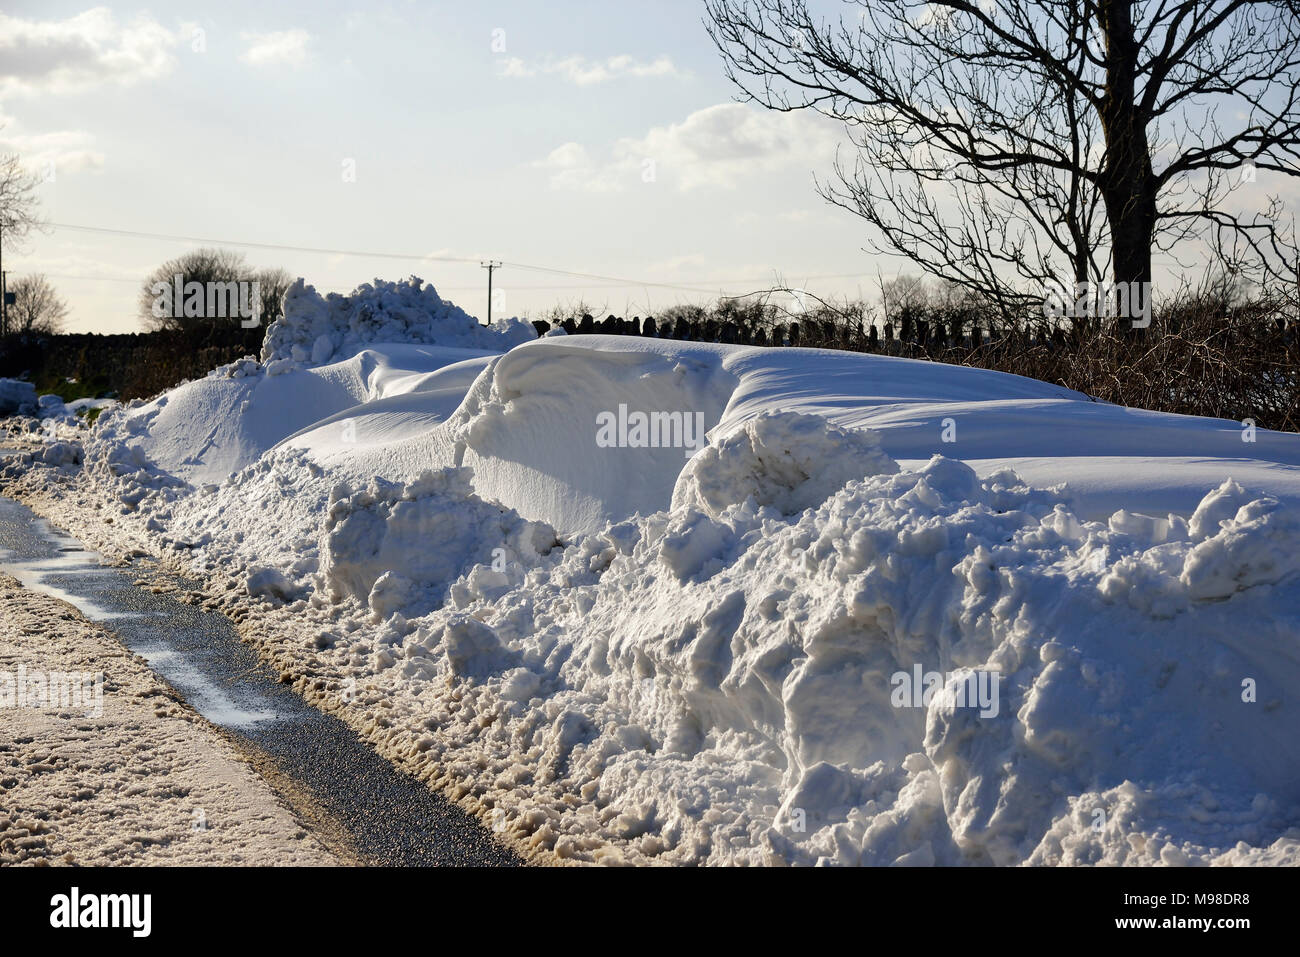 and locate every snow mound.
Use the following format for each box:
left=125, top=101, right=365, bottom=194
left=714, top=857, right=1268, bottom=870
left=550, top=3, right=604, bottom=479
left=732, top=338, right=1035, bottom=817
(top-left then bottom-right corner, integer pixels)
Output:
left=245, top=565, right=301, bottom=602
left=317, top=467, right=558, bottom=618
left=672, top=410, right=899, bottom=518
left=261, top=277, right=535, bottom=368
left=407, top=450, right=1300, bottom=865
left=0, top=379, right=37, bottom=416
left=448, top=338, right=739, bottom=532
